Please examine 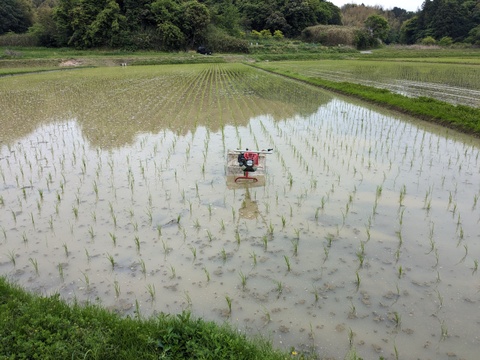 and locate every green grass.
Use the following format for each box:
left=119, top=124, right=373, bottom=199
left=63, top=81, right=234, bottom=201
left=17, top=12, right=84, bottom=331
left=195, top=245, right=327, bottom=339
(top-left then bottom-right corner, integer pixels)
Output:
left=0, top=277, right=300, bottom=360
